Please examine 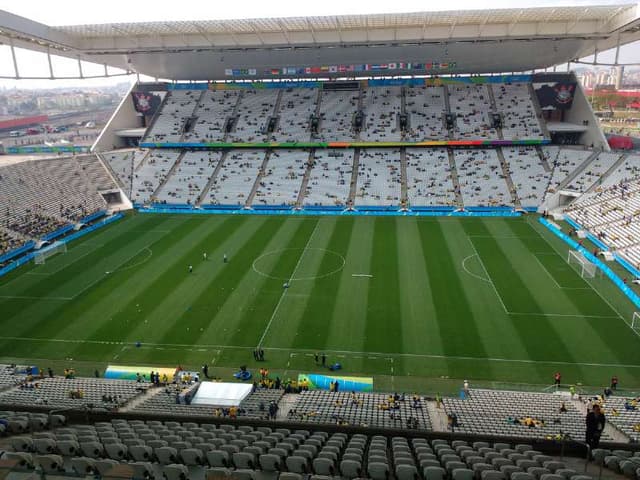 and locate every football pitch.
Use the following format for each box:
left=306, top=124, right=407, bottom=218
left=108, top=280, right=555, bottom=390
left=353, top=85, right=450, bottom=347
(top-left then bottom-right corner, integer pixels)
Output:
left=0, top=213, right=639, bottom=394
